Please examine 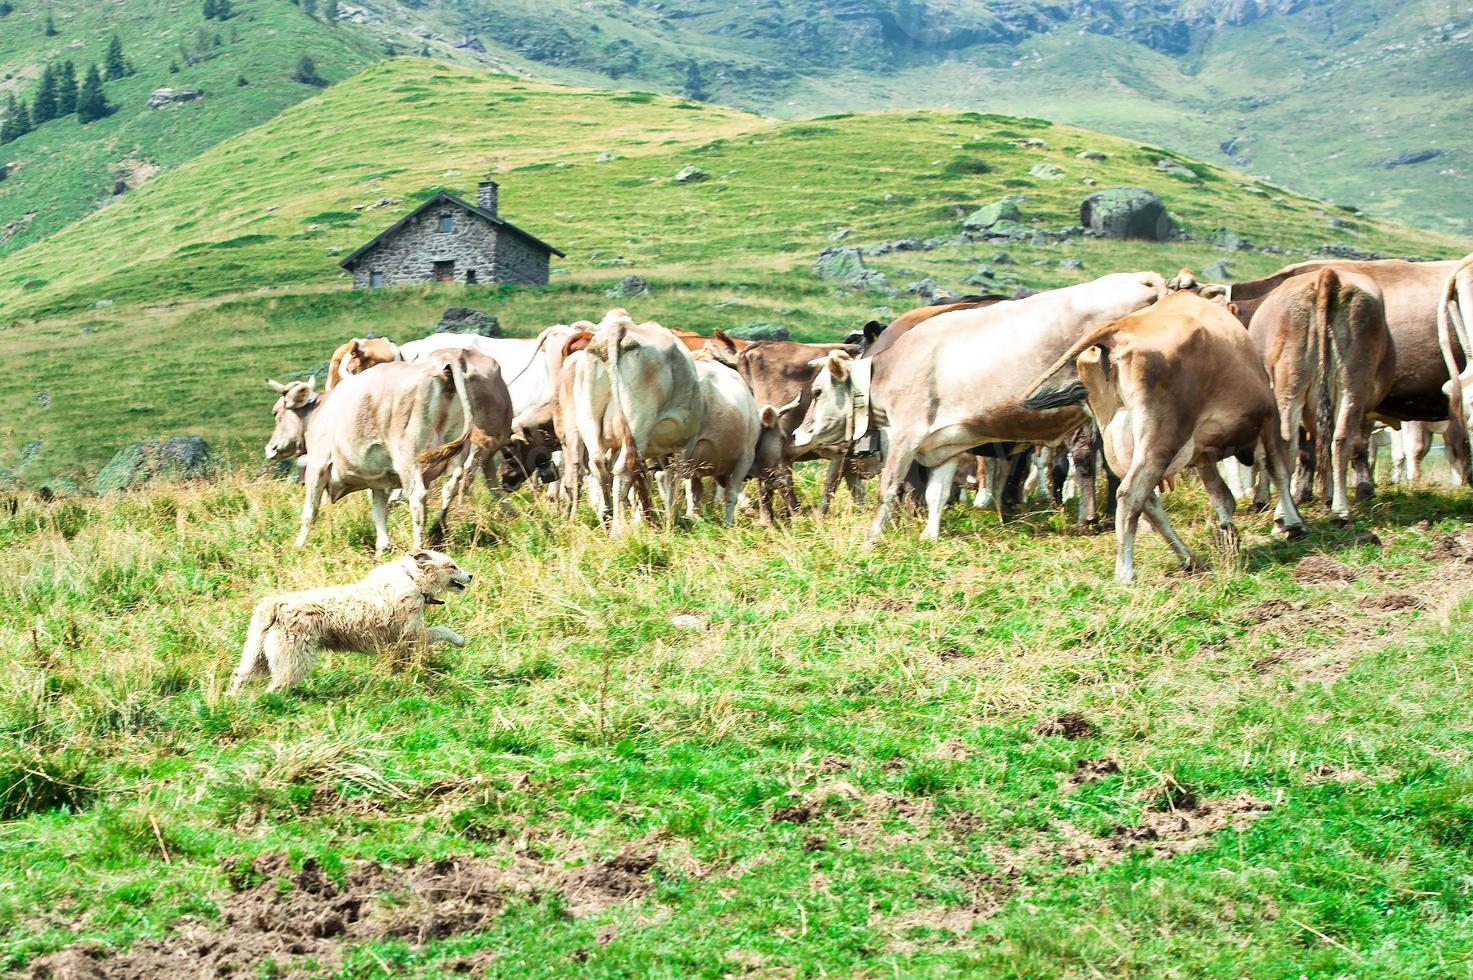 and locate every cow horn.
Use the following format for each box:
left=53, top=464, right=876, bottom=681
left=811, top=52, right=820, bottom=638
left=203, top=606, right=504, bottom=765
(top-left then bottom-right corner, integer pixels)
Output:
left=267, top=379, right=288, bottom=392
left=306, top=375, right=317, bottom=392
left=775, top=394, right=803, bottom=415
